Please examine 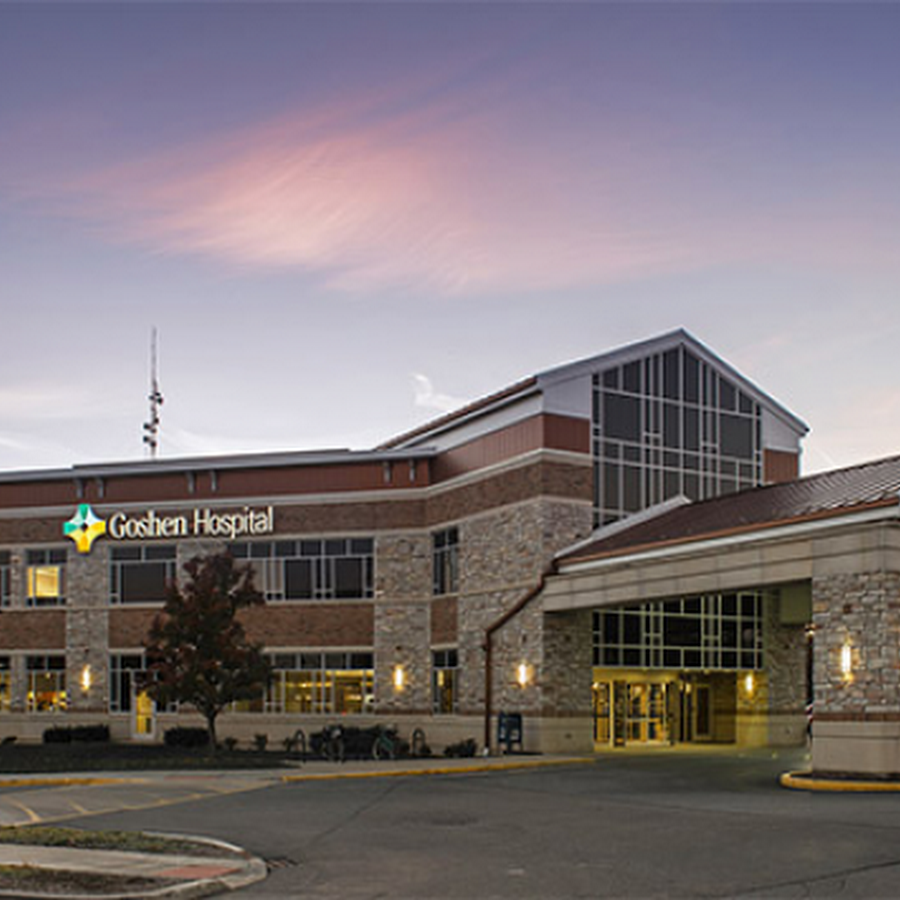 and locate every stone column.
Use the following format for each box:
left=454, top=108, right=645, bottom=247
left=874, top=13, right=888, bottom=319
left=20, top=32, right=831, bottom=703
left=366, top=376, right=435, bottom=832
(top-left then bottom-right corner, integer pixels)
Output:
left=812, top=571, right=900, bottom=774
left=65, top=546, right=110, bottom=714
left=373, top=534, right=431, bottom=715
